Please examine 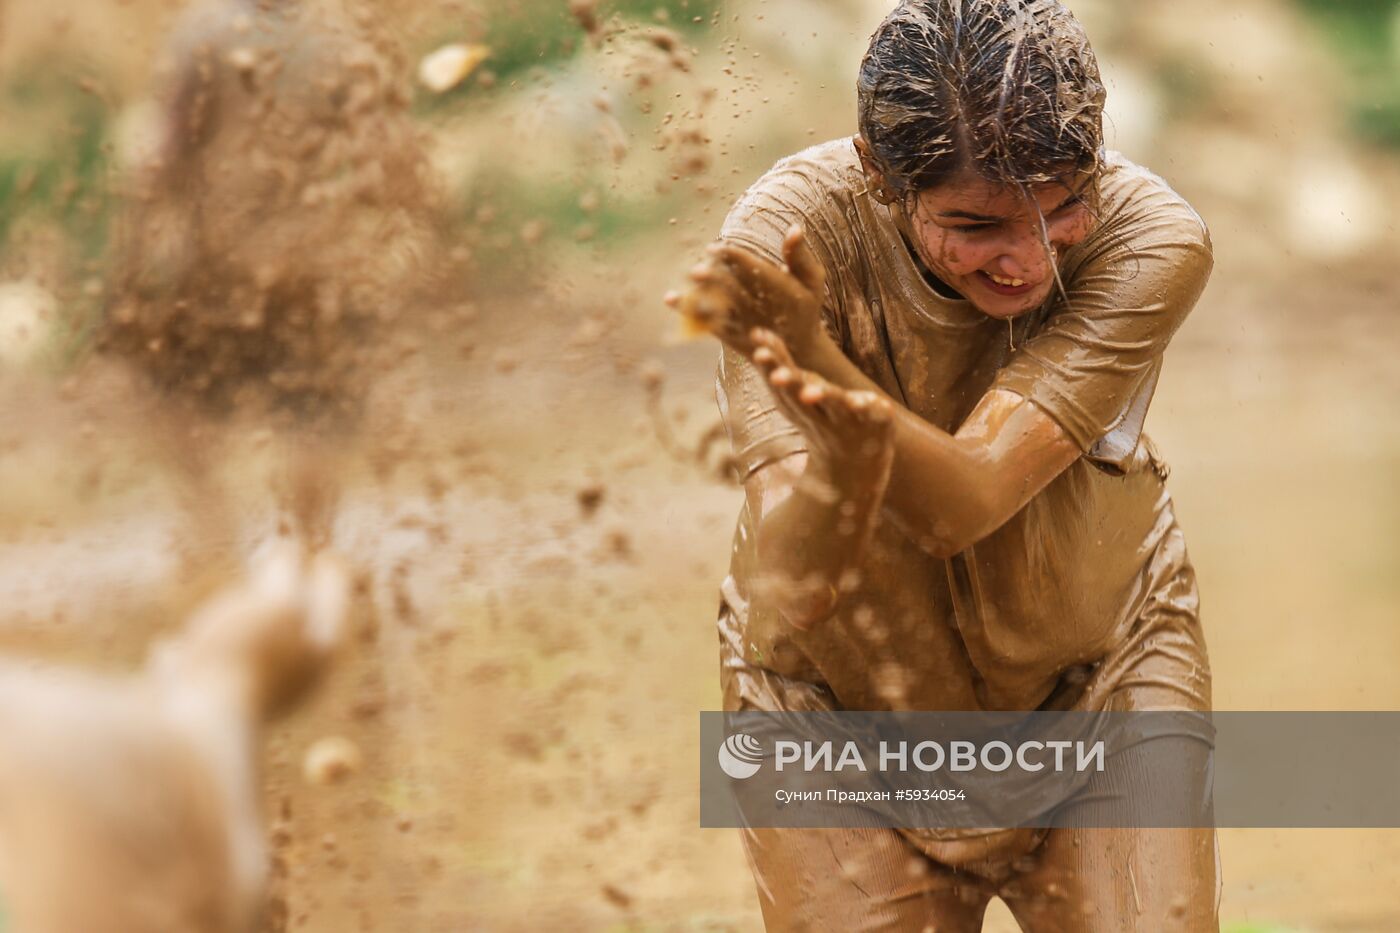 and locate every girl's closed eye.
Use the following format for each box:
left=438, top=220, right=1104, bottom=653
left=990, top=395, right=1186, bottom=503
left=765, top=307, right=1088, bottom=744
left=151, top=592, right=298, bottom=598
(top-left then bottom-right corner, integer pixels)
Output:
left=1053, top=197, right=1084, bottom=216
